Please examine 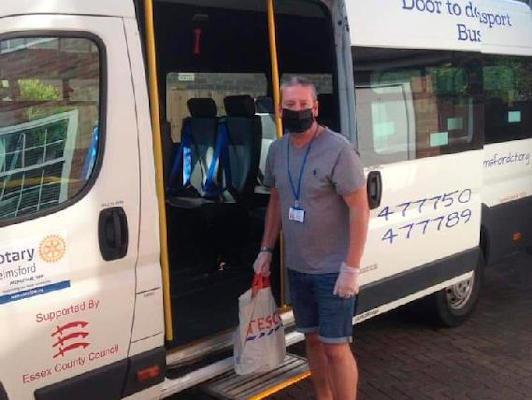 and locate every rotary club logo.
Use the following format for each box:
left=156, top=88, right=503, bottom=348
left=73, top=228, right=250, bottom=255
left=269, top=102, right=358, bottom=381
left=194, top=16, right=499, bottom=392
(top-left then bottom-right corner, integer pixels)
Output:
left=39, top=235, right=66, bottom=263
